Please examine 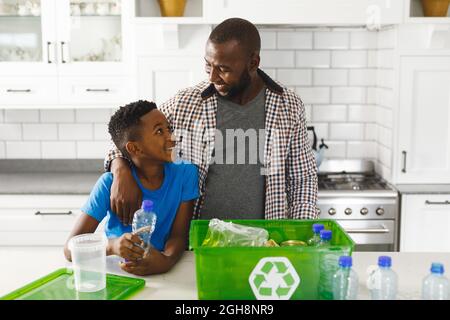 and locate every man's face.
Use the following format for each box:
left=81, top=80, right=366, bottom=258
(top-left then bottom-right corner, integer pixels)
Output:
left=204, top=39, right=252, bottom=98
left=129, top=110, right=175, bottom=163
